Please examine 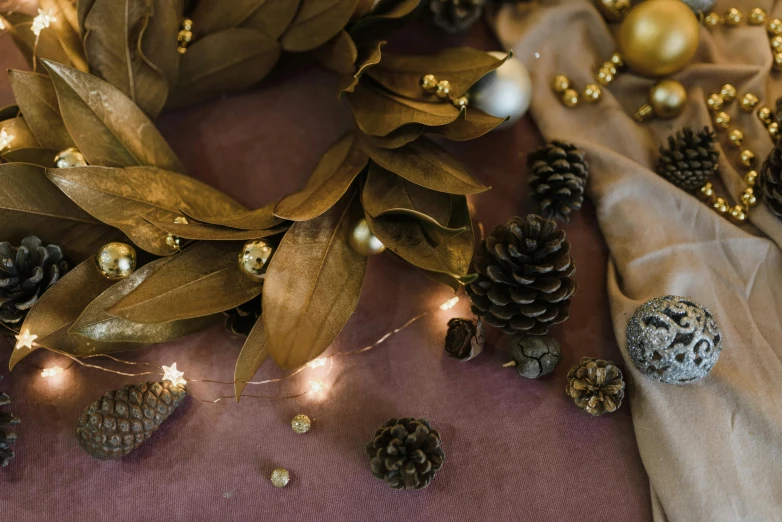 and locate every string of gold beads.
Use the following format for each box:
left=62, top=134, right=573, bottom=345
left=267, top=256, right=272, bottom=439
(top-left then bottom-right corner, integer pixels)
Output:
left=595, top=0, right=631, bottom=21
left=552, top=53, right=623, bottom=108
left=420, top=74, right=464, bottom=106
left=177, top=18, right=193, bottom=54
left=756, top=106, right=780, bottom=140
left=704, top=9, right=782, bottom=70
